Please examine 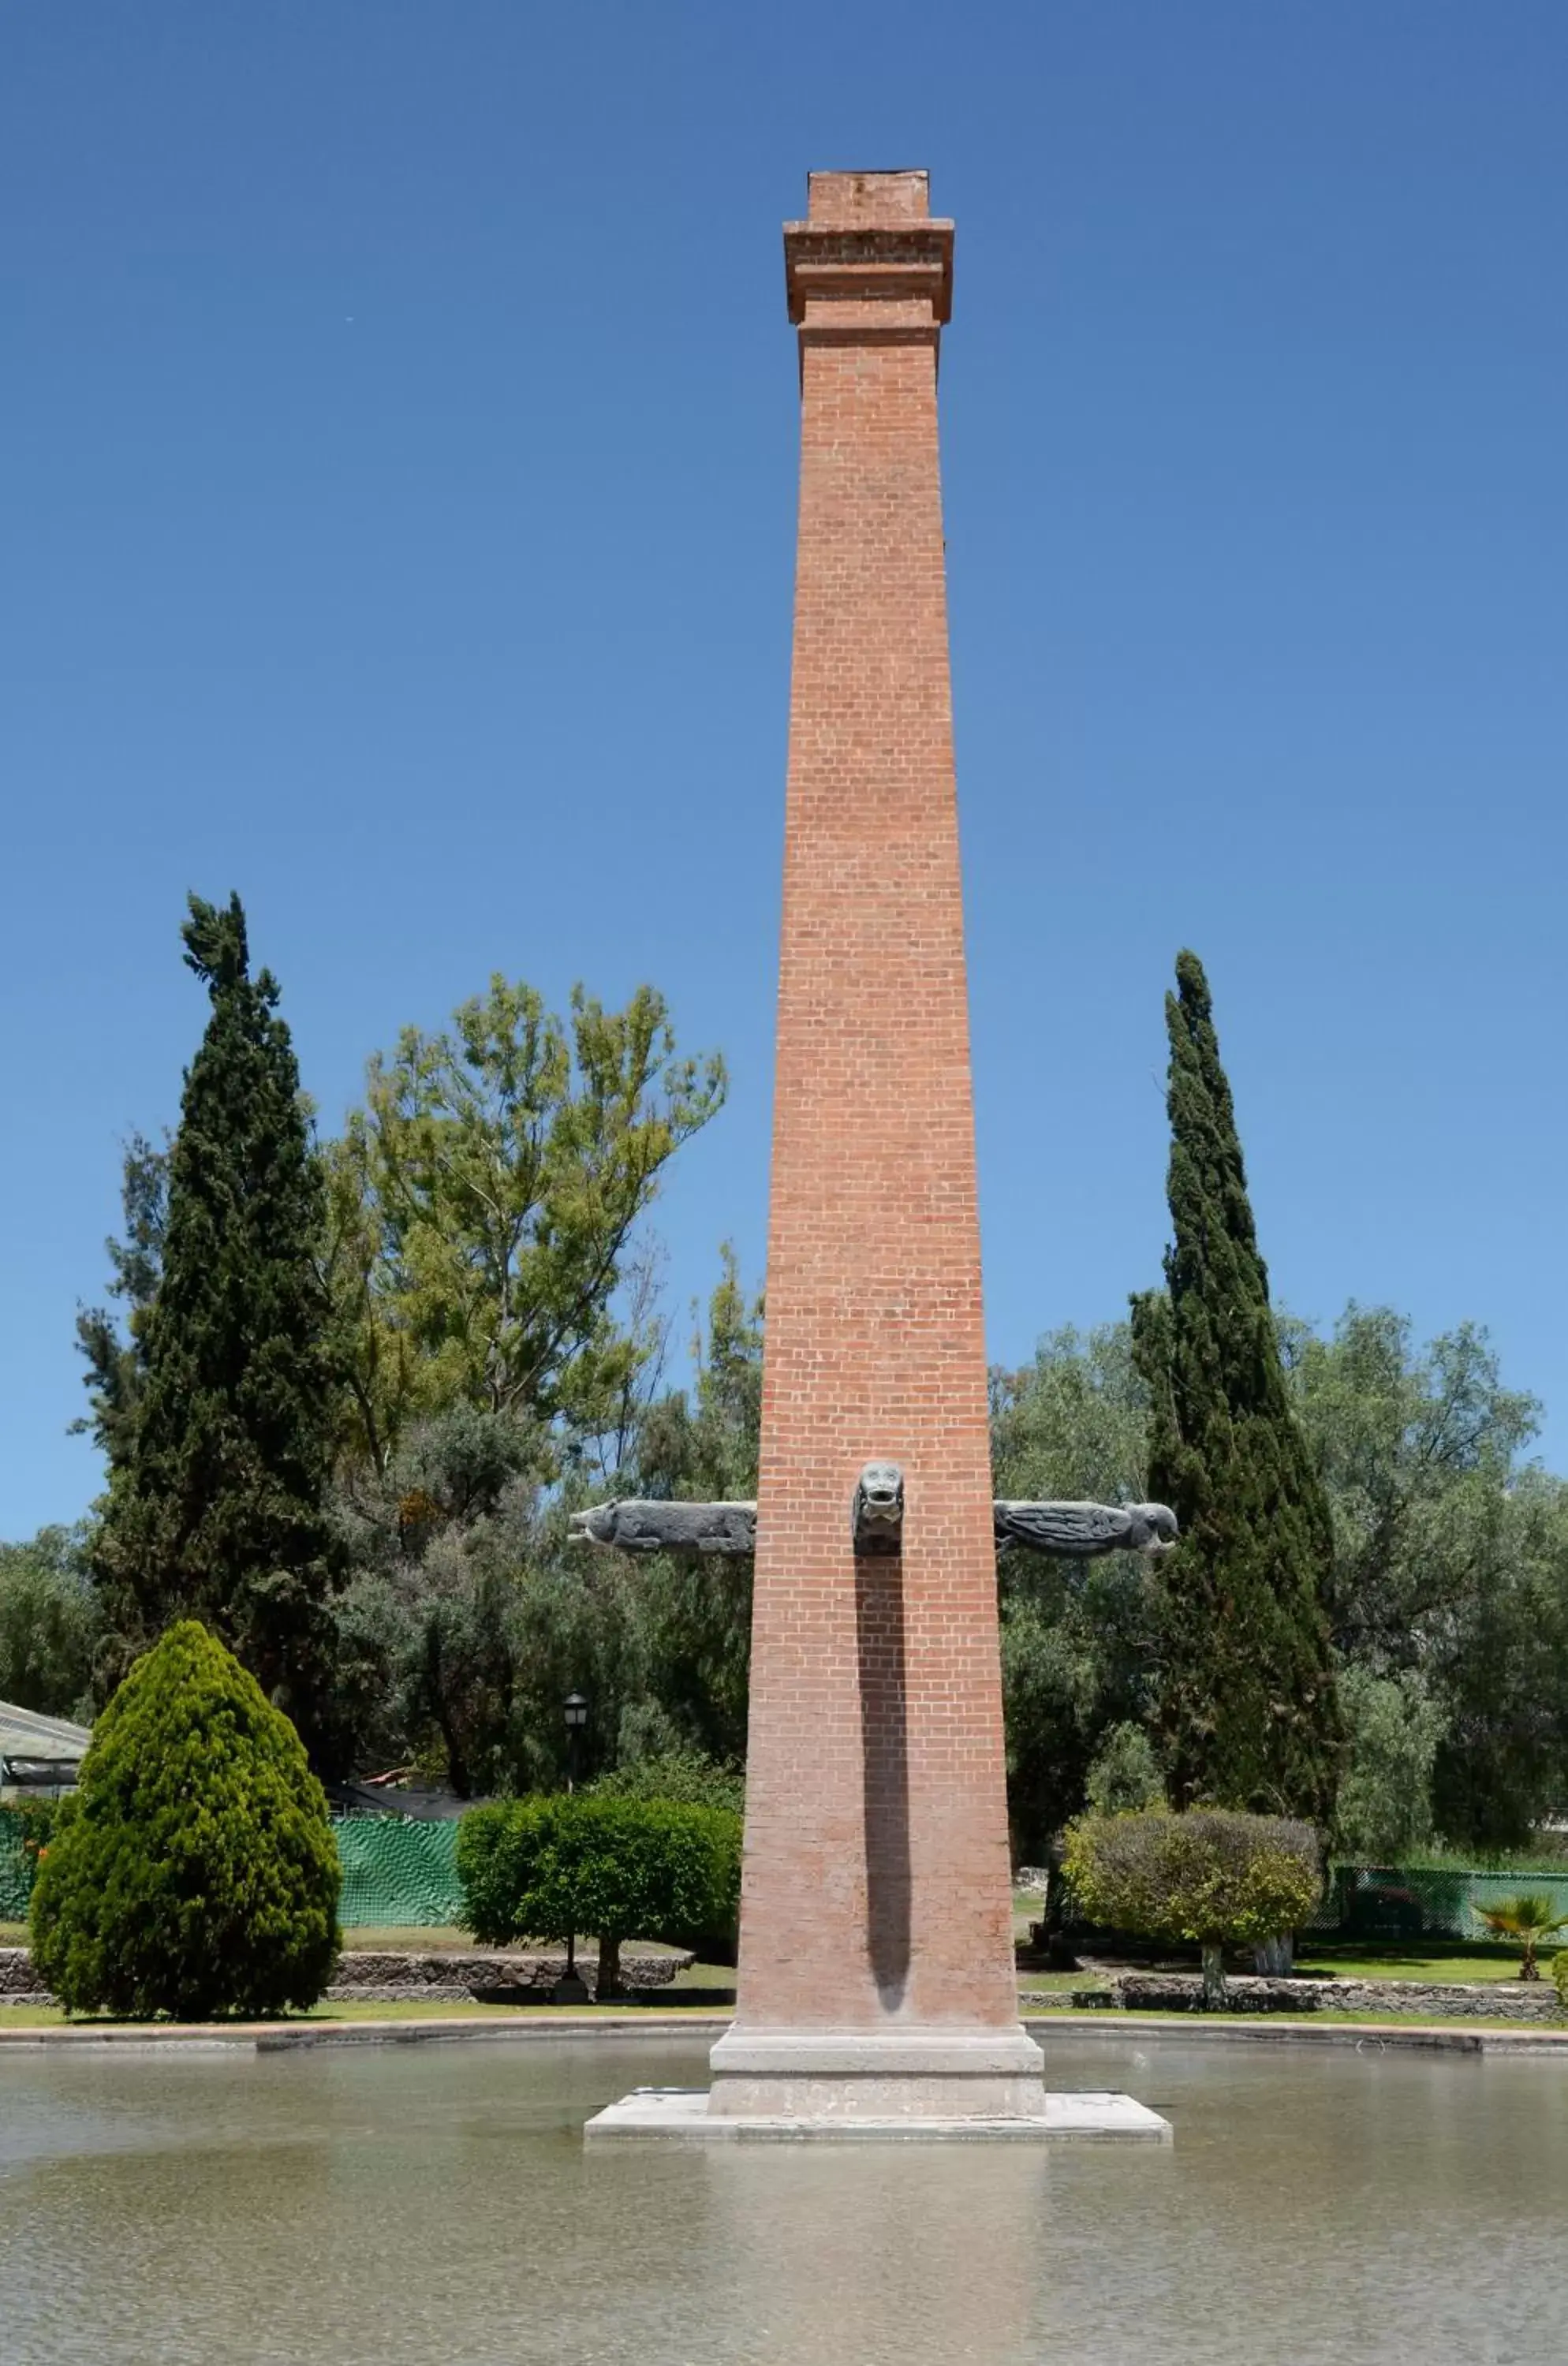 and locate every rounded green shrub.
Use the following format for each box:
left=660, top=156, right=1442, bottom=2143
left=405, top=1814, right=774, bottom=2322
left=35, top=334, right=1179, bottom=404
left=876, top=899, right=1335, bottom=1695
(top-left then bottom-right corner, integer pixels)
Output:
left=30, top=1620, right=340, bottom=2018
left=457, top=1793, right=741, bottom=1995
left=1552, top=1950, right=1568, bottom=2013
left=1062, top=1807, right=1322, bottom=2006
left=587, top=1751, right=745, bottom=1819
